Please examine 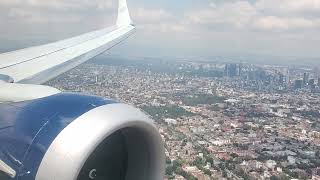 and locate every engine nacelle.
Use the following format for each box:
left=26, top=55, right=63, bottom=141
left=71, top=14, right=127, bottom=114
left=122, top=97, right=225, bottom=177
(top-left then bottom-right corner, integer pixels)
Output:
left=0, top=93, right=164, bottom=180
